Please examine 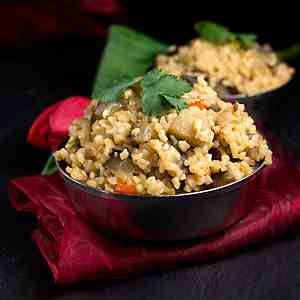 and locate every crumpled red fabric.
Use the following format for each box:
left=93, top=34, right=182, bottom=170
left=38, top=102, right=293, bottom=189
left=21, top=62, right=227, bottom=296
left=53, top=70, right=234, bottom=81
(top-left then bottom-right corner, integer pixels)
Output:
left=8, top=135, right=300, bottom=284
left=0, top=0, right=124, bottom=47
left=27, top=96, right=90, bottom=150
